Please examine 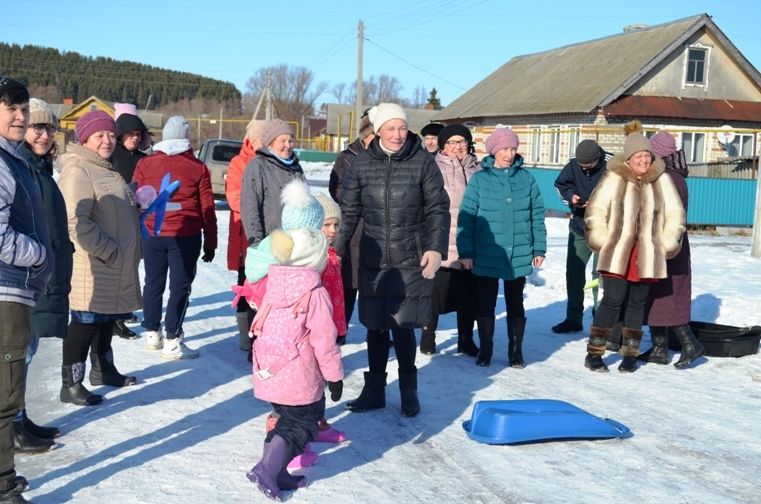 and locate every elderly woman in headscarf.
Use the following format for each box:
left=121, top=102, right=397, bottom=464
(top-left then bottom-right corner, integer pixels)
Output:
left=583, top=123, right=686, bottom=373
left=335, top=103, right=450, bottom=418
left=638, top=130, right=705, bottom=369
